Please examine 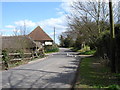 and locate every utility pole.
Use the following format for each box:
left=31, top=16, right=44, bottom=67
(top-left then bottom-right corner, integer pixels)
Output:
left=23, top=21, right=26, bottom=35
left=54, top=27, right=55, bottom=44
left=109, top=0, right=116, bottom=73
